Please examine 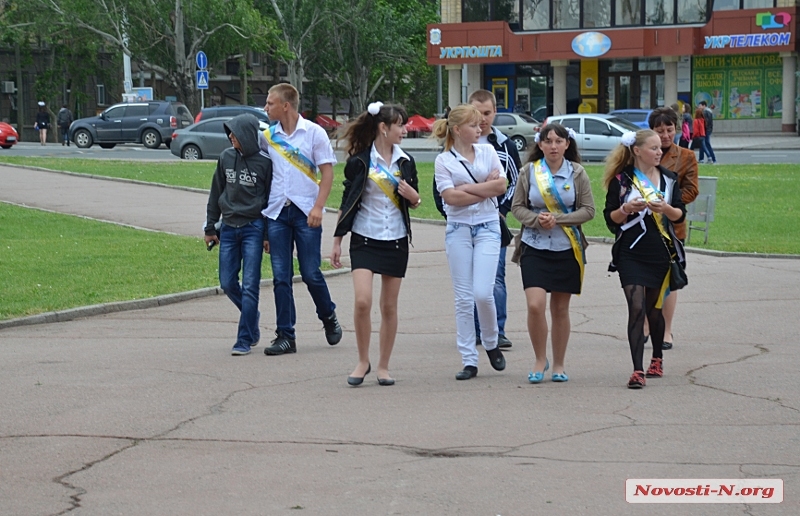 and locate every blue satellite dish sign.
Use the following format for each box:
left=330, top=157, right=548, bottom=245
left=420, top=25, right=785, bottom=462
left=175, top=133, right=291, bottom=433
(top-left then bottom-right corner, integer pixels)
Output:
left=571, top=32, right=612, bottom=58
